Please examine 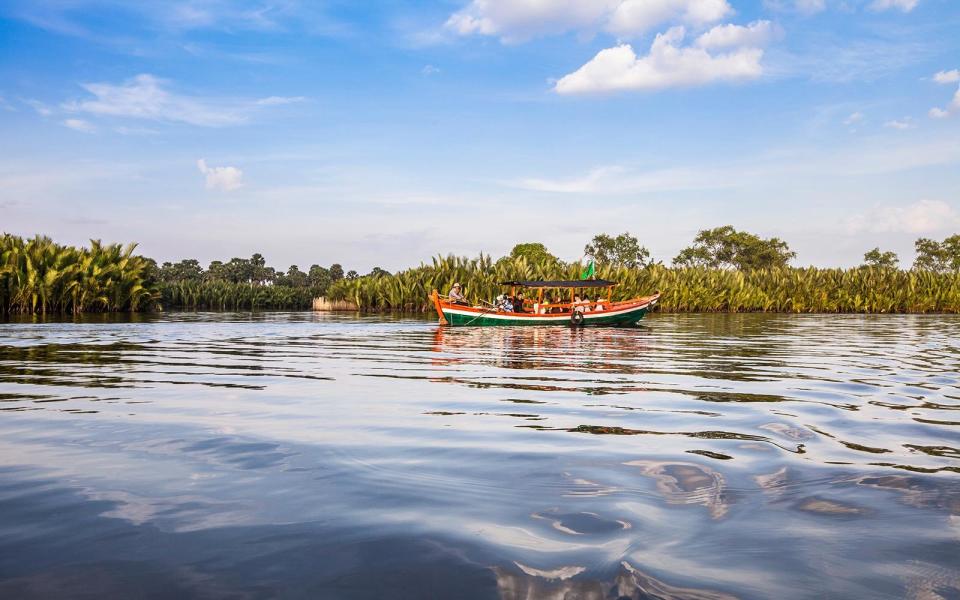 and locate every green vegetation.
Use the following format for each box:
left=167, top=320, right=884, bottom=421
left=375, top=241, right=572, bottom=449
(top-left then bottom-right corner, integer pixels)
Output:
left=912, top=235, right=960, bottom=272
left=672, top=226, right=795, bottom=270
left=585, top=233, right=651, bottom=268
left=6, top=229, right=960, bottom=314
left=155, top=254, right=355, bottom=310
left=328, top=230, right=960, bottom=314
left=1, top=234, right=157, bottom=315
left=862, top=248, right=899, bottom=270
